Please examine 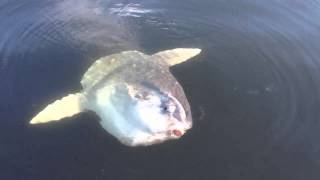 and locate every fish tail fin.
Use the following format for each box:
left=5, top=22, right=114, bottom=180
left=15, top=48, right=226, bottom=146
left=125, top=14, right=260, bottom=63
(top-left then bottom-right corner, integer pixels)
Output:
left=30, top=93, right=85, bottom=124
